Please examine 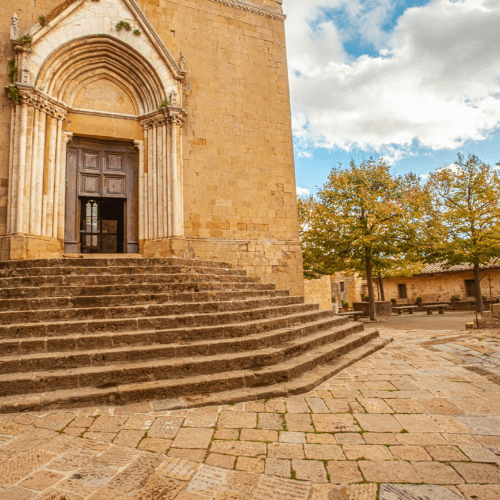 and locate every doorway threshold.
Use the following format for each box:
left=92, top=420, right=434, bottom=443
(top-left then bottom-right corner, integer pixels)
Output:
left=63, top=254, right=142, bottom=259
